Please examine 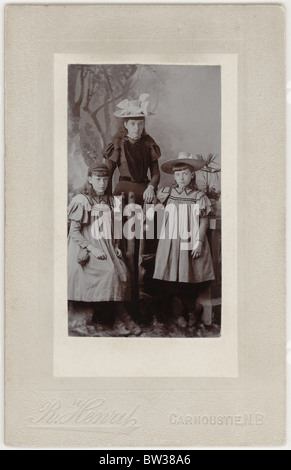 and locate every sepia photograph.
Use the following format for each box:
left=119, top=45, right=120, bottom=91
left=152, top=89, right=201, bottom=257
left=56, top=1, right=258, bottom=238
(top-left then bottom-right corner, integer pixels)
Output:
left=67, top=64, right=222, bottom=339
